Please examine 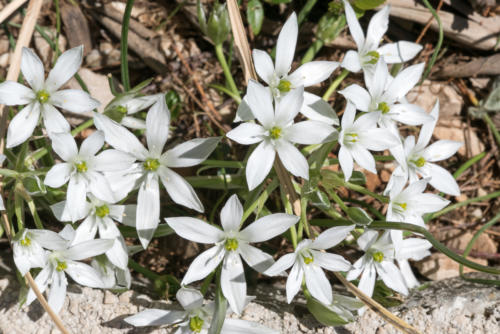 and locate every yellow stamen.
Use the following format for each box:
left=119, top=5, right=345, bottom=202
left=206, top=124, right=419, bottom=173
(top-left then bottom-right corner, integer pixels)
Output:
left=277, top=79, right=291, bottom=93
left=76, top=161, right=88, bottom=173
left=20, top=236, right=31, bottom=246
left=269, top=126, right=282, bottom=140
left=189, top=316, right=204, bottom=332
left=377, top=102, right=390, bottom=114
left=365, top=51, right=380, bottom=65
left=372, top=251, right=384, bottom=263
left=56, top=260, right=67, bottom=272
left=143, top=158, right=160, bottom=171
left=96, top=205, right=110, bottom=218
left=224, top=238, right=239, bottom=251
left=36, top=90, right=50, bottom=104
